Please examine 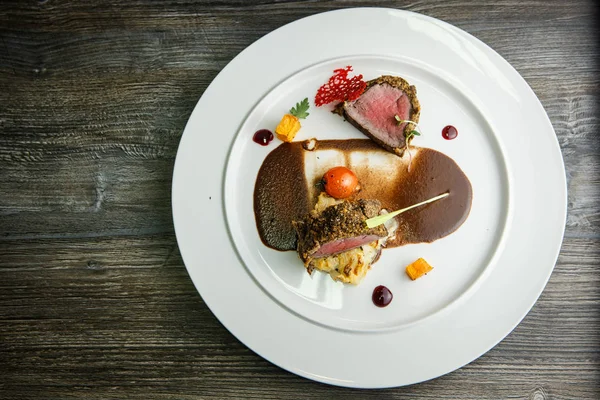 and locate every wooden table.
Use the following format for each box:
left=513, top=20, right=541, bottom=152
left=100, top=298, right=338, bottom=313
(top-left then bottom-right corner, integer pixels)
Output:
left=1, top=1, right=598, bottom=398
